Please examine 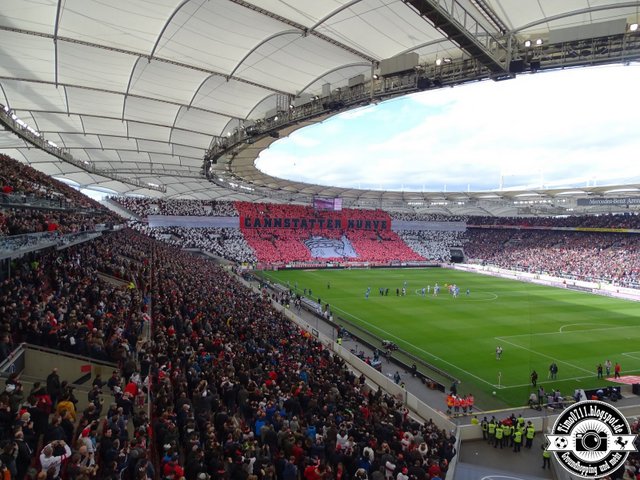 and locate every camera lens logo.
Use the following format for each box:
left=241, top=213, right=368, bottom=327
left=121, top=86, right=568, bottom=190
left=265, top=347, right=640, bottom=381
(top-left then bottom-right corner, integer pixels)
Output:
left=546, top=400, right=637, bottom=478
left=575, top=430, right=607, bottom=452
